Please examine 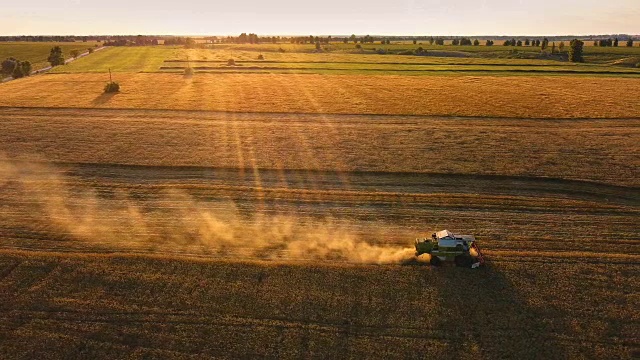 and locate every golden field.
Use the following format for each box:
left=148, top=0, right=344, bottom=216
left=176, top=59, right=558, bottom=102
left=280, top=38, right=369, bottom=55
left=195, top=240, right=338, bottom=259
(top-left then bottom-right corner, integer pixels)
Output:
left=1, top=73, right=640, bottom=118
left=0, top=105, right=638, bottom=358
left=0, top=43, right=639, bottom=359
left=0, top=108, right=638, bottom=186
